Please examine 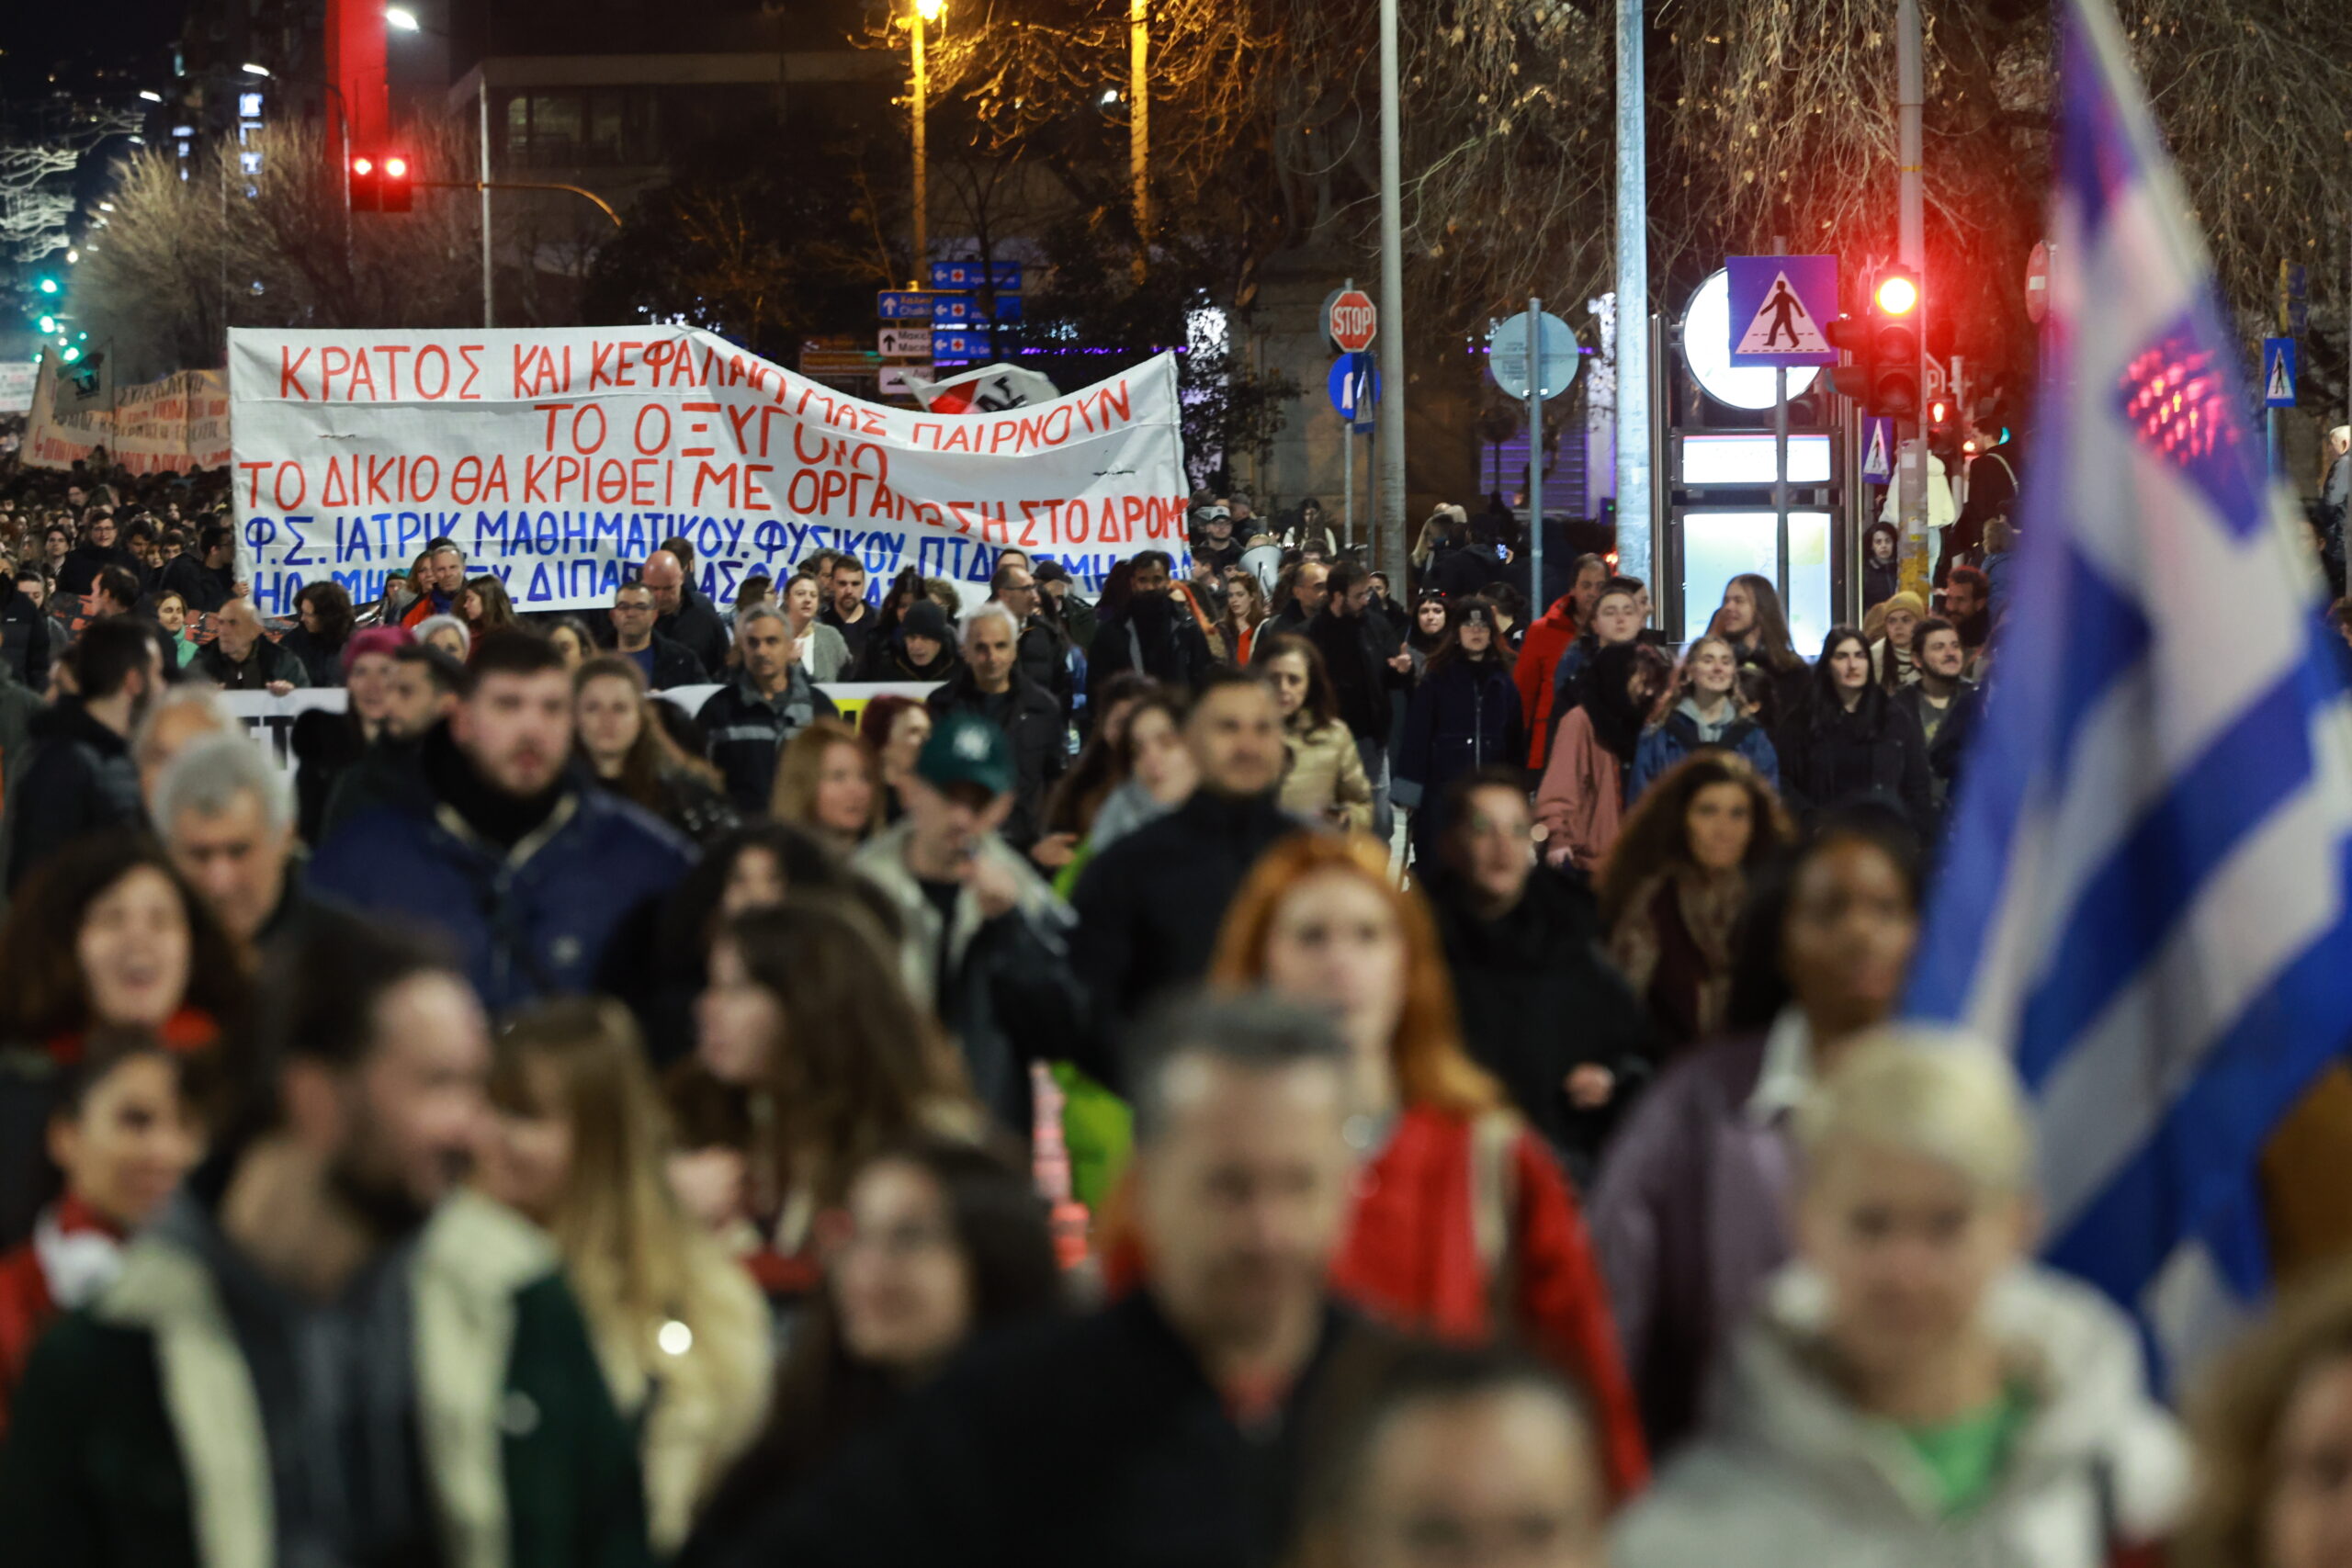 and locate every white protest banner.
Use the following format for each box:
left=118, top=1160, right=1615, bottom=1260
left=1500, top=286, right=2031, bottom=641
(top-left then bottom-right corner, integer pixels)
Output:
left=226, top=326, right=1190, bottom=625
left=25, top=351, right=232, bottom=475
left=0, top=361, right=36, bottom=415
